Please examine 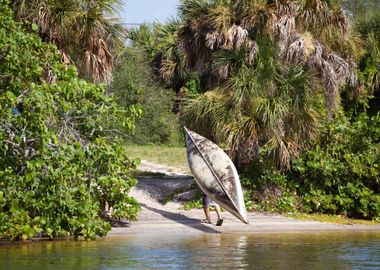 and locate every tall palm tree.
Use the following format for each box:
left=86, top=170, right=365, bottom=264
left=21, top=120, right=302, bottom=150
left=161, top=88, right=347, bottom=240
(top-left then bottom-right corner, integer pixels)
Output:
left=355, top=9, right=380, bottom=114
left=128, top=21, right=192, bottom=114
left=11, top=0, right=125, bottom=83
left=129, top=21, right=190, bottom=93
left=182, top=39, right=320, bottom=169
left=154, top=21, right=190, bottom=93
left=179, top=0, right=360, bottom=169
left=178, top=0, right=359, bottom=117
